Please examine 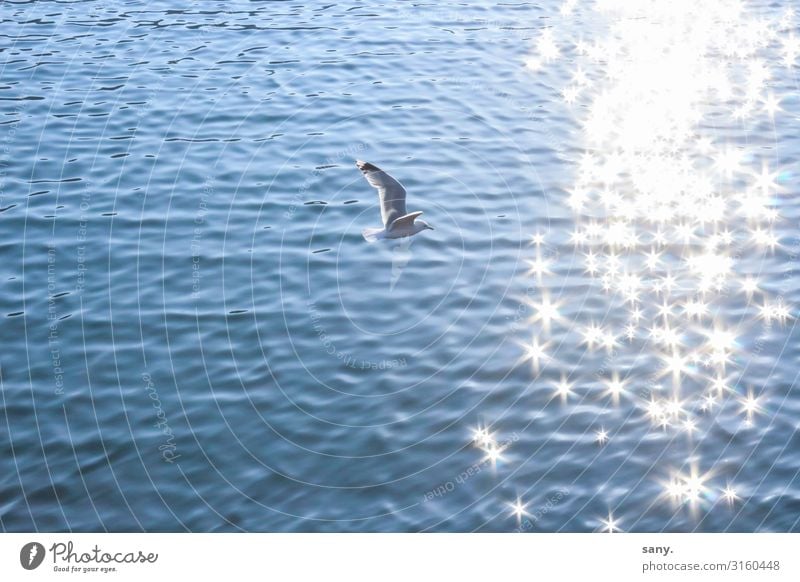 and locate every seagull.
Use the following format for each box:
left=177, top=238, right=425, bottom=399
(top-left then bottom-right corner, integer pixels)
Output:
left=356, top=160, right=433, bottom=242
